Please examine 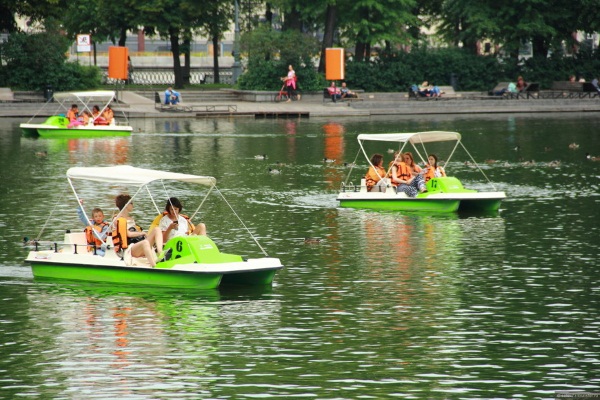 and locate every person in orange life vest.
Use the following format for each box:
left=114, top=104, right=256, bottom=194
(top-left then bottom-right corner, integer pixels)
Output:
left=102, top=105, right=114, bottom=125
left=422, top=153, right=446, bottom=183
left=390, top=151, right=412, bottom=191
left=389, top=151, right=407, bottom=183
left=113, top=194, right=163, bottom=267
left=392, top=152, right=426, bottom=197
left=365, top=153, right=388, bottom=192
left=77, top=199, right=110, bottom=256
left=159, top=197, right=207, bottom=242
